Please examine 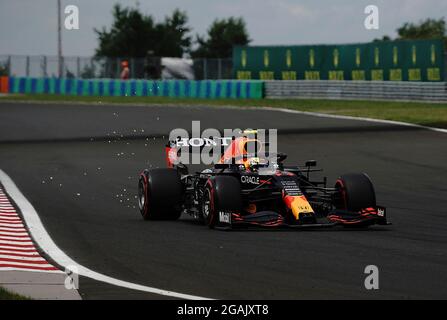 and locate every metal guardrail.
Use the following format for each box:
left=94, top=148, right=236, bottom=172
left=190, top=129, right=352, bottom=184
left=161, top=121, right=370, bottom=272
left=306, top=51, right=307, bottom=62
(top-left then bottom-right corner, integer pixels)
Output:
left=264, top=80, right=447, bottom=102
